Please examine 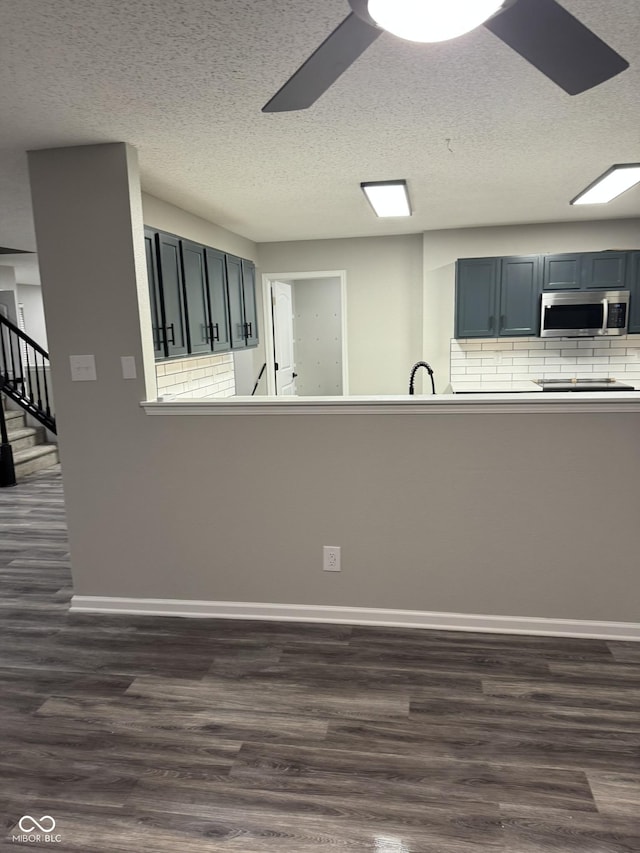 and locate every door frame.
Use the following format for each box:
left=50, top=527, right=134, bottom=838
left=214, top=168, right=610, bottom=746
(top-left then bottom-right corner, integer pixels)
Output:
left=261, top=270, right=349, bottom=396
